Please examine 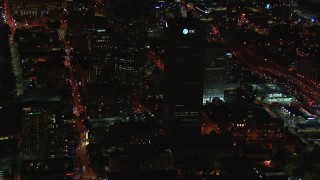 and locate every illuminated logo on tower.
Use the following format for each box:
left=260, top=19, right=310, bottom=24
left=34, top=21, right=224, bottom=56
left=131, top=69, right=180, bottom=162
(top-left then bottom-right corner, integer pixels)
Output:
left=182, top=28, right=196, bottom=34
